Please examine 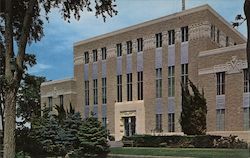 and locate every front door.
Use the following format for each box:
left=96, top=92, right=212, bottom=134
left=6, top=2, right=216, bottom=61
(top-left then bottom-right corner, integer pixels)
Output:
left=124, top=116, right=136, bottom=136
